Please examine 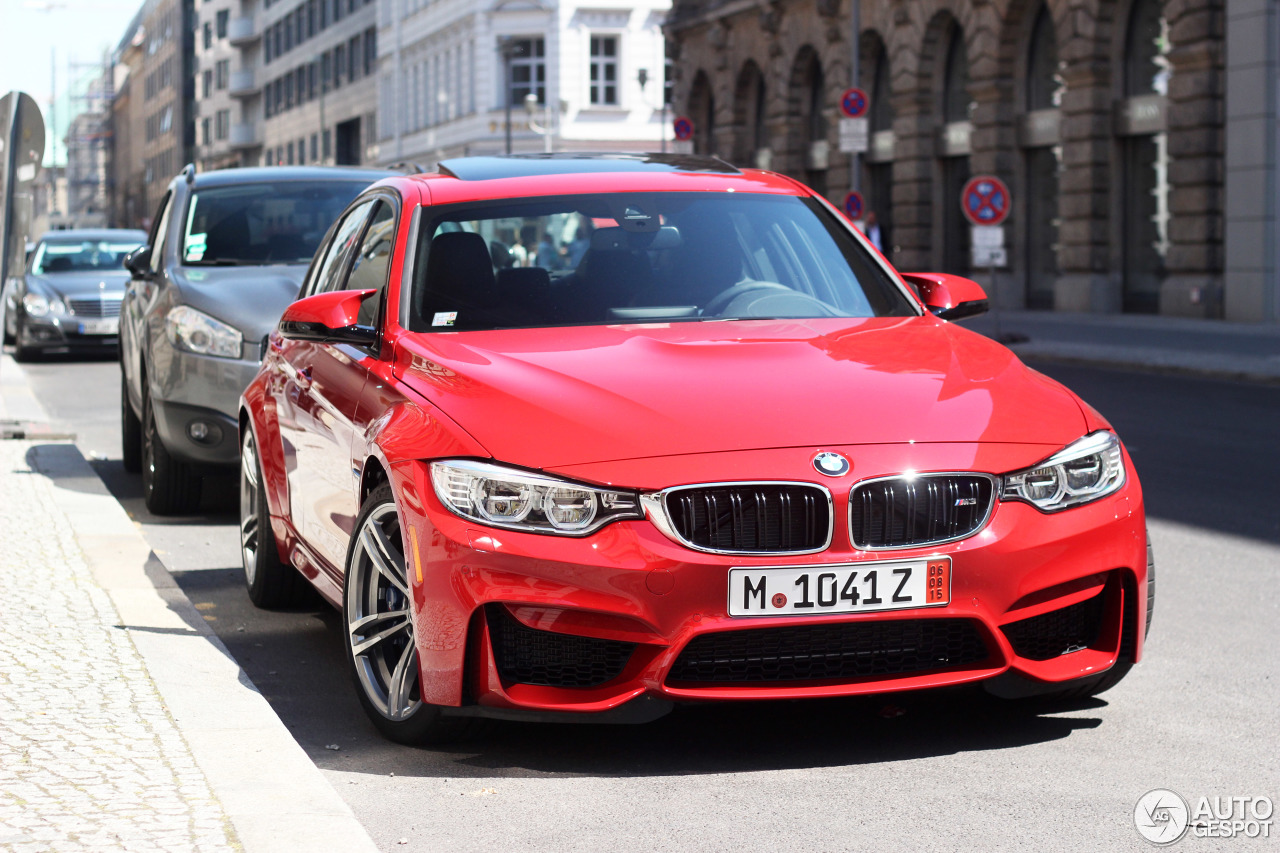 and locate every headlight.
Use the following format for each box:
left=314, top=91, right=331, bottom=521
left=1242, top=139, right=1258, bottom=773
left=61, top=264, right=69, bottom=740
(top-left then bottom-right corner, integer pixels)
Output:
left=430, top=460, right=643, bottom=536
left=1001, top=431, right=1126, bottom=512
left=22, top=291, right=66, bottom=318
left=165, top=305, right=243, bottom=358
